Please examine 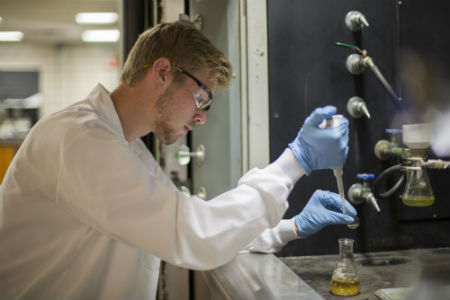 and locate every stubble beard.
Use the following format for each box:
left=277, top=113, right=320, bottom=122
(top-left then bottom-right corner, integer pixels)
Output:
left=154, top=89, right=179, bottom=145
